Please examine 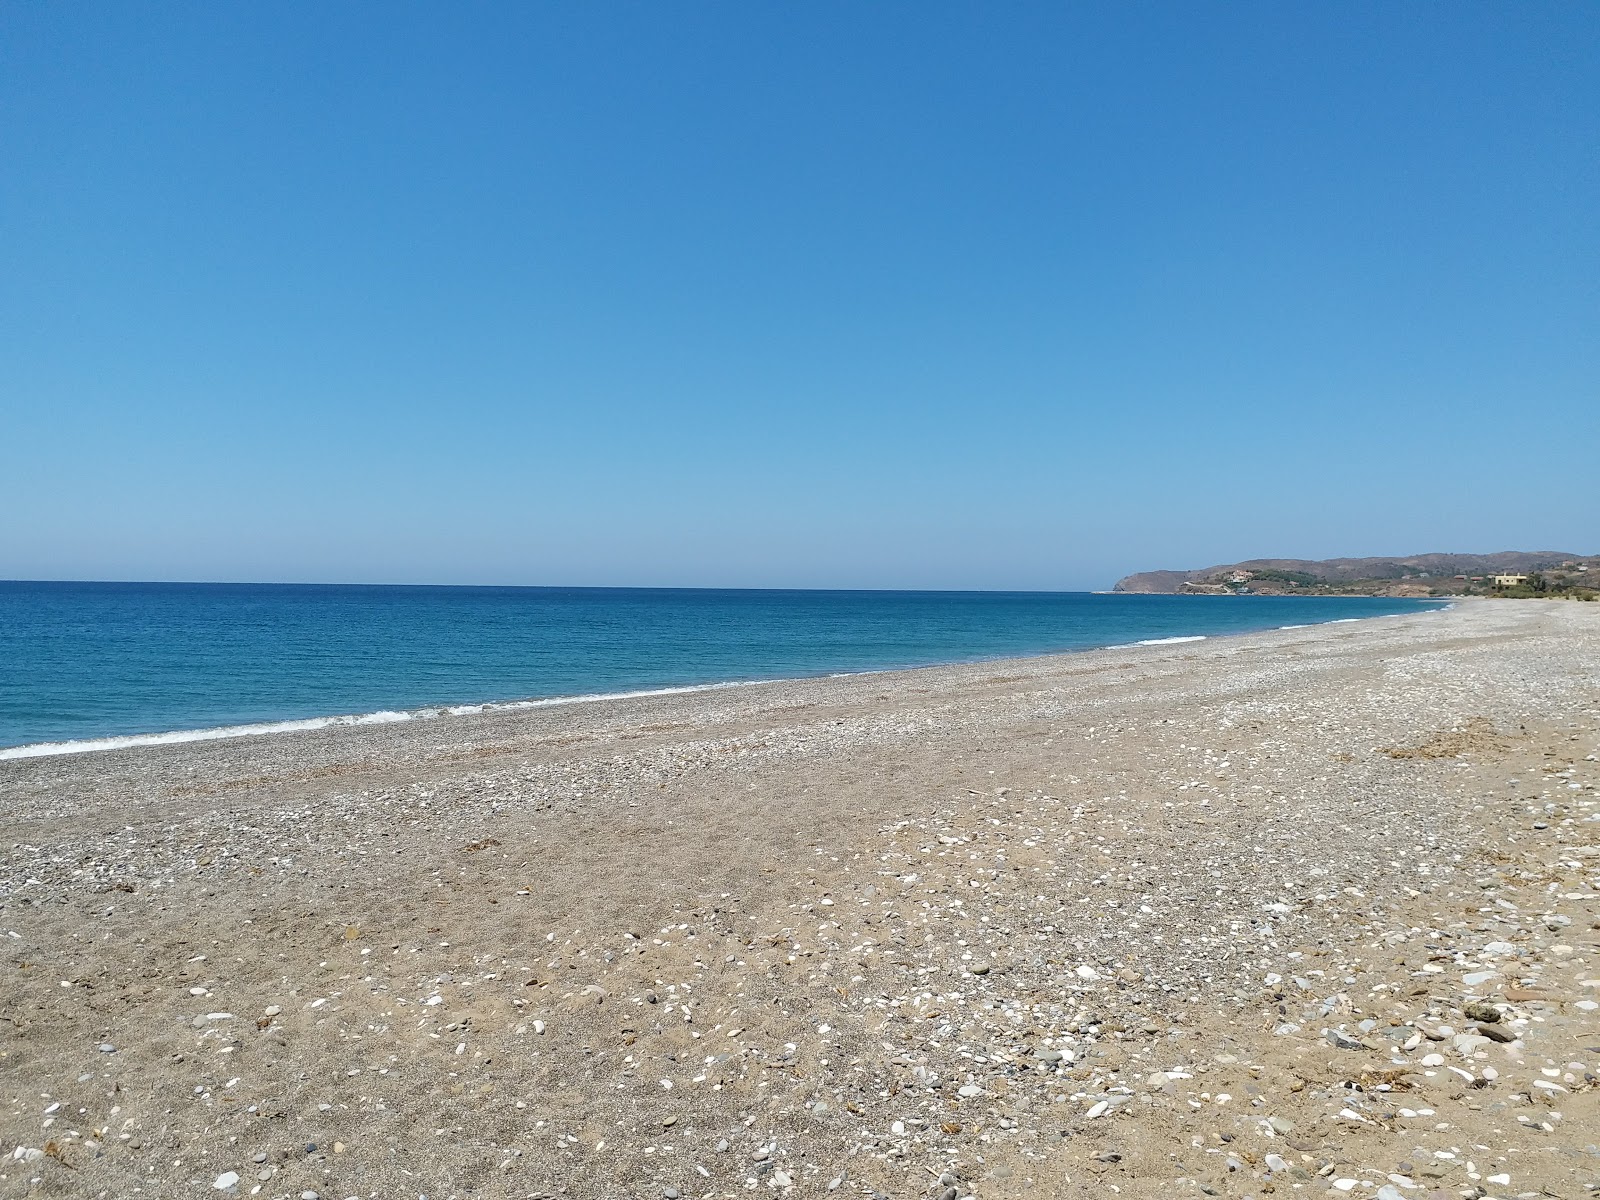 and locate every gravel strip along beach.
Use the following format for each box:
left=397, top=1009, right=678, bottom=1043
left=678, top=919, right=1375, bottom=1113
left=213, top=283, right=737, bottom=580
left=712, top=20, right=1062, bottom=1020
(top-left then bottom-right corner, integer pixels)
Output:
left=2, top=599, right=1597, bottom=1200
